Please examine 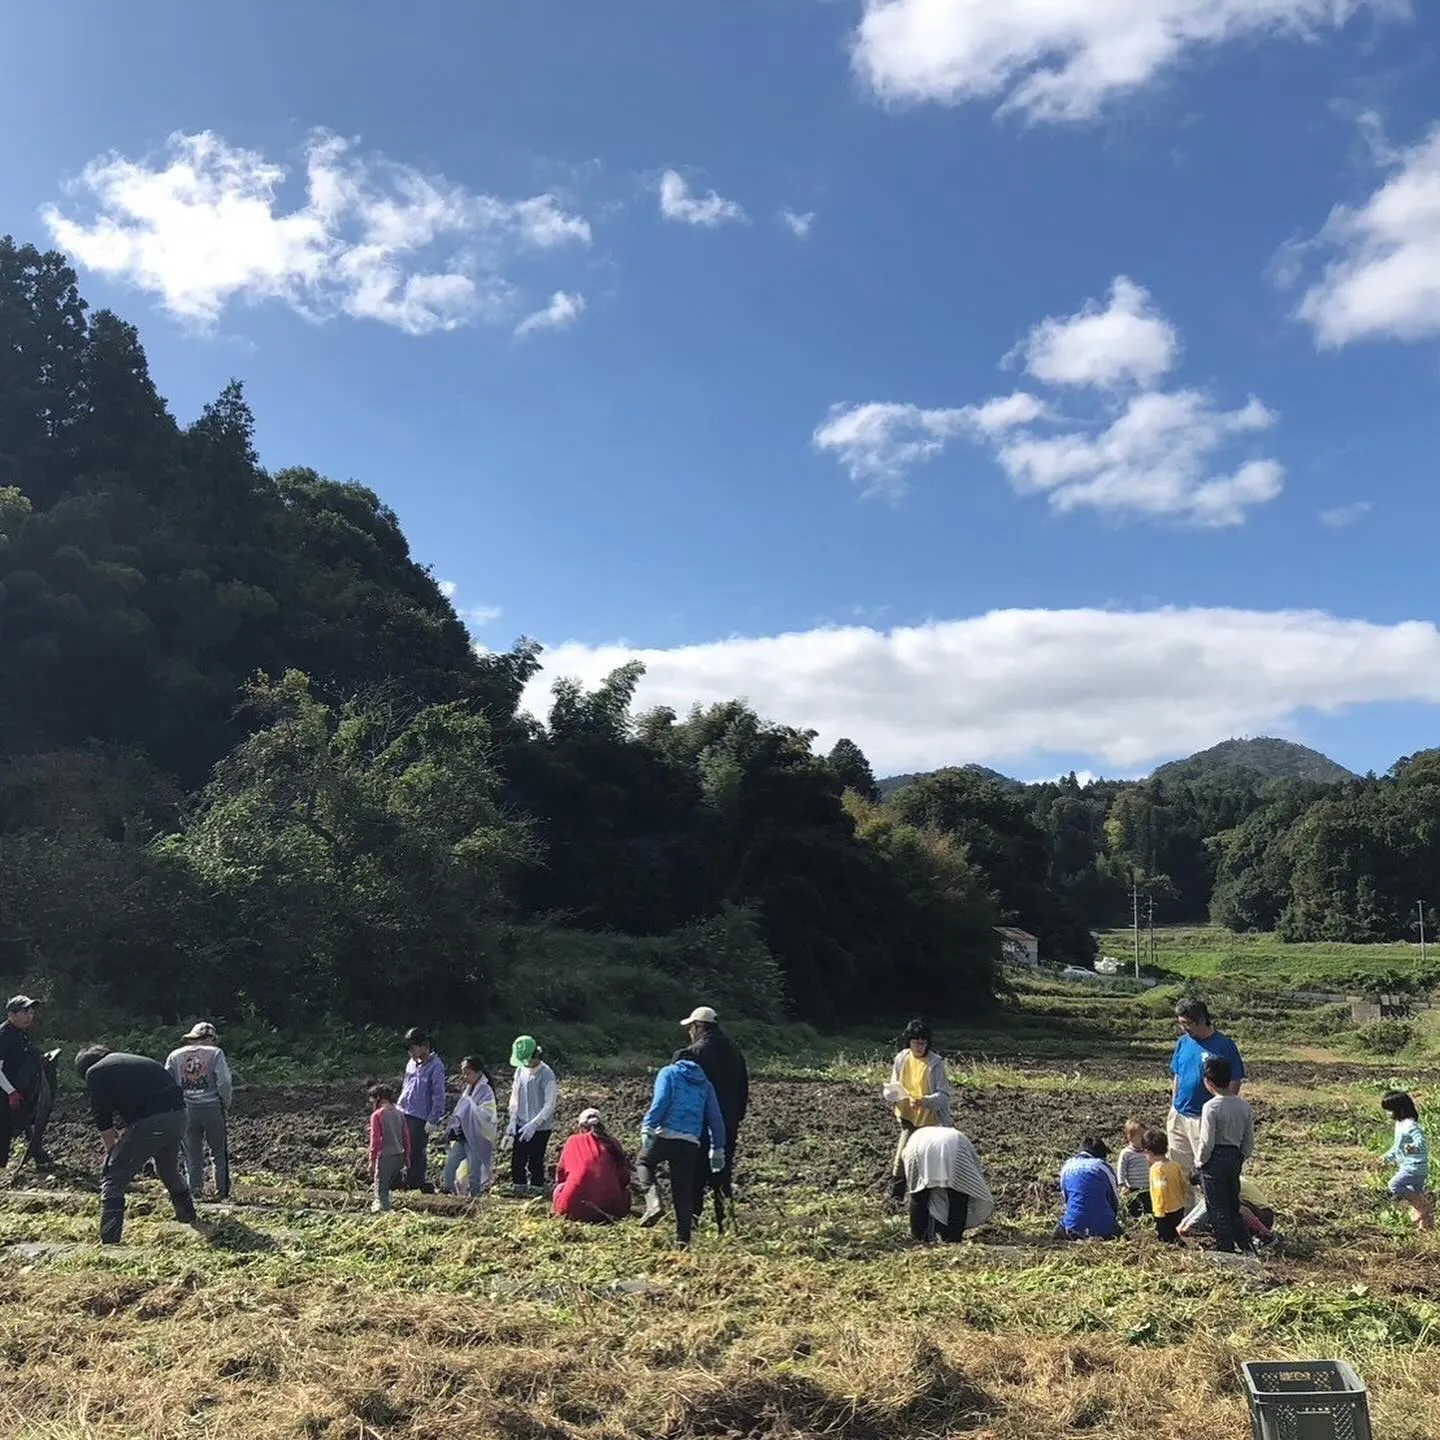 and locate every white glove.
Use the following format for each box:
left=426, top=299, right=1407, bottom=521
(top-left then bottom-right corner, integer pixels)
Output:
left=709, top=1149, right=725, bottom=1174
left=520, top=1121, right=538, bottom=1143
